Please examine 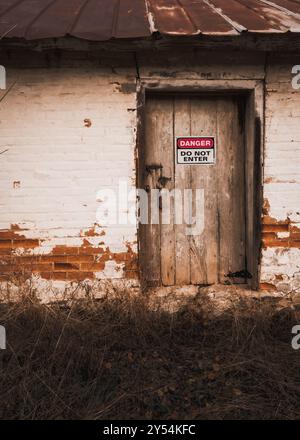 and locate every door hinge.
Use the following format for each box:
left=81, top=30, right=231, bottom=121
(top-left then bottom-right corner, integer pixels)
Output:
left=226, top=270, right=252, bottom=279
